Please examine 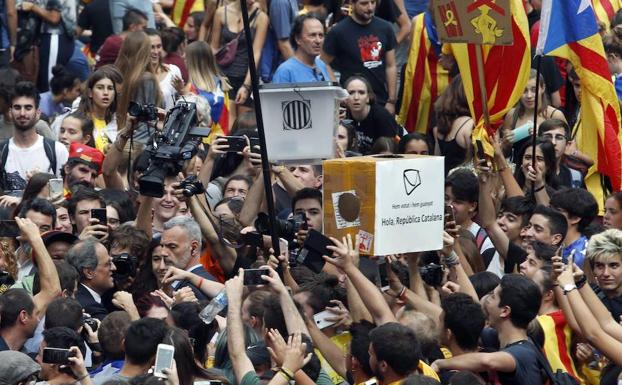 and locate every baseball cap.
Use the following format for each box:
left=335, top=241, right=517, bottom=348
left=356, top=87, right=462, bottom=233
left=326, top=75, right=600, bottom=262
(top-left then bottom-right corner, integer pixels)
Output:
left=68, top=143, right=105, bottom=174
left=0, top=350, right=40, bottom=384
